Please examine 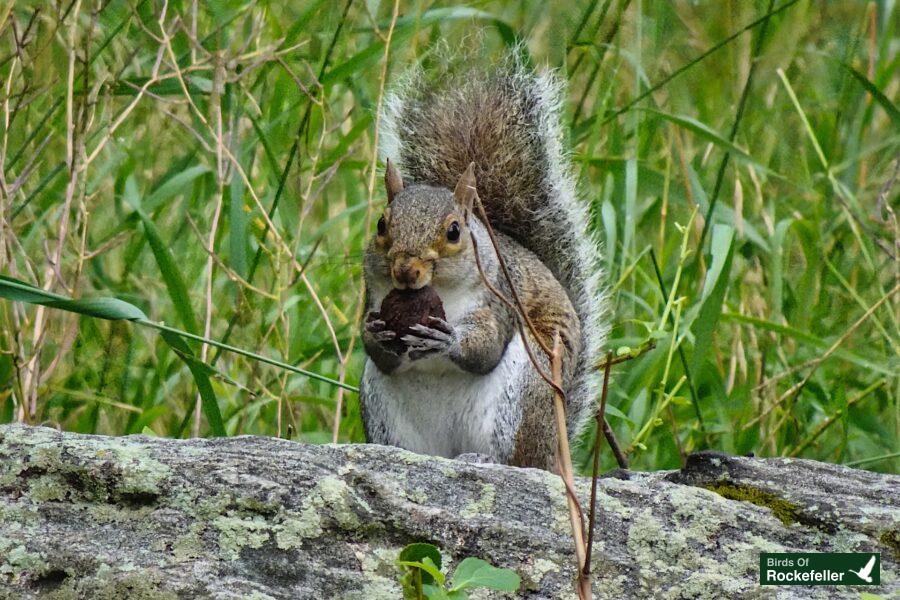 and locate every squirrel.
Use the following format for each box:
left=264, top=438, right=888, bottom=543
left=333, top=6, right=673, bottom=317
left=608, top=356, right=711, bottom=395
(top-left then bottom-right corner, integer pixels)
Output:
left=359, top=54, right=607, bottom=471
